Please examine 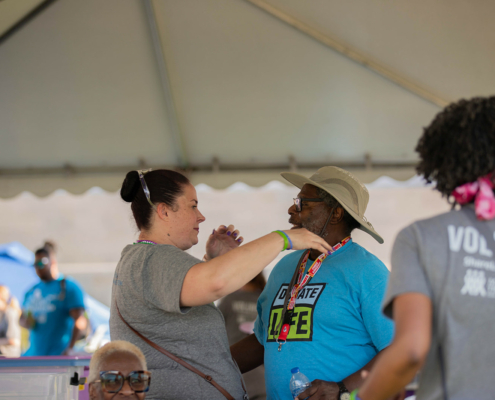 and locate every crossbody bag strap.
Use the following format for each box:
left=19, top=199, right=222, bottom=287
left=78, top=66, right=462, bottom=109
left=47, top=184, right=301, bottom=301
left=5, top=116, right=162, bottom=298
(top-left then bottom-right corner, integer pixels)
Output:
left=115, top=302, right=236, bottom=400
left=275, top=250, right=310, bottom=335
